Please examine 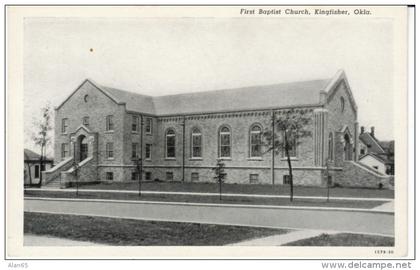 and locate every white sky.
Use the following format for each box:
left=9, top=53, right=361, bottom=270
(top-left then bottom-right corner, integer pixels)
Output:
left=24, top=17, right=395, bottom=155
